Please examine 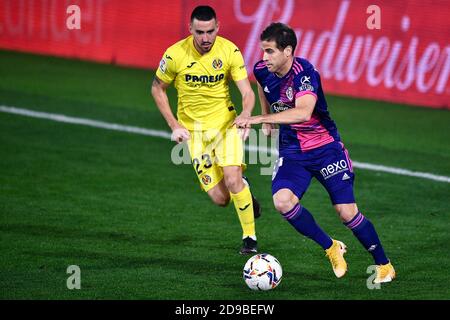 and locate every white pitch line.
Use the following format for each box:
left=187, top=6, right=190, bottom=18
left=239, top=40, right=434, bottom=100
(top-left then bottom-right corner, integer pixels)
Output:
left=1, top=105, right=449, bottom=184
left=0, top=105, right=172, bottom=140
